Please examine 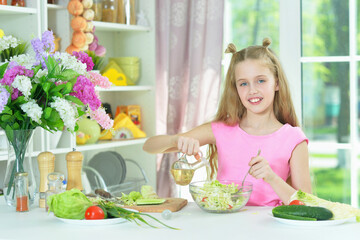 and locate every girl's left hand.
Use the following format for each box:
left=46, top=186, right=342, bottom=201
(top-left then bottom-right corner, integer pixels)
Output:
left=248, top=154, right=276, bottom=183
